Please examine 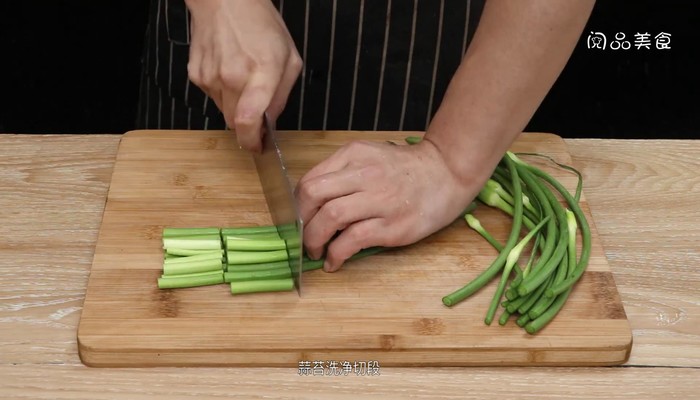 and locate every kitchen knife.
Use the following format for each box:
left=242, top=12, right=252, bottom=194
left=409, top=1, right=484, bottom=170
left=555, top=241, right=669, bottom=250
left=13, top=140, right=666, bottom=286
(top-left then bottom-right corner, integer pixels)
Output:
left=252, top=113, right=303, bottom=296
